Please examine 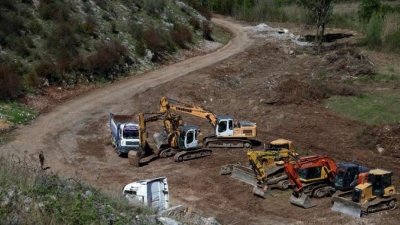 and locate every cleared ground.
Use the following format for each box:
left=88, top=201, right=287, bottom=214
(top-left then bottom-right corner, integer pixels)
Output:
left=2, top=16, right=399, bottom=224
